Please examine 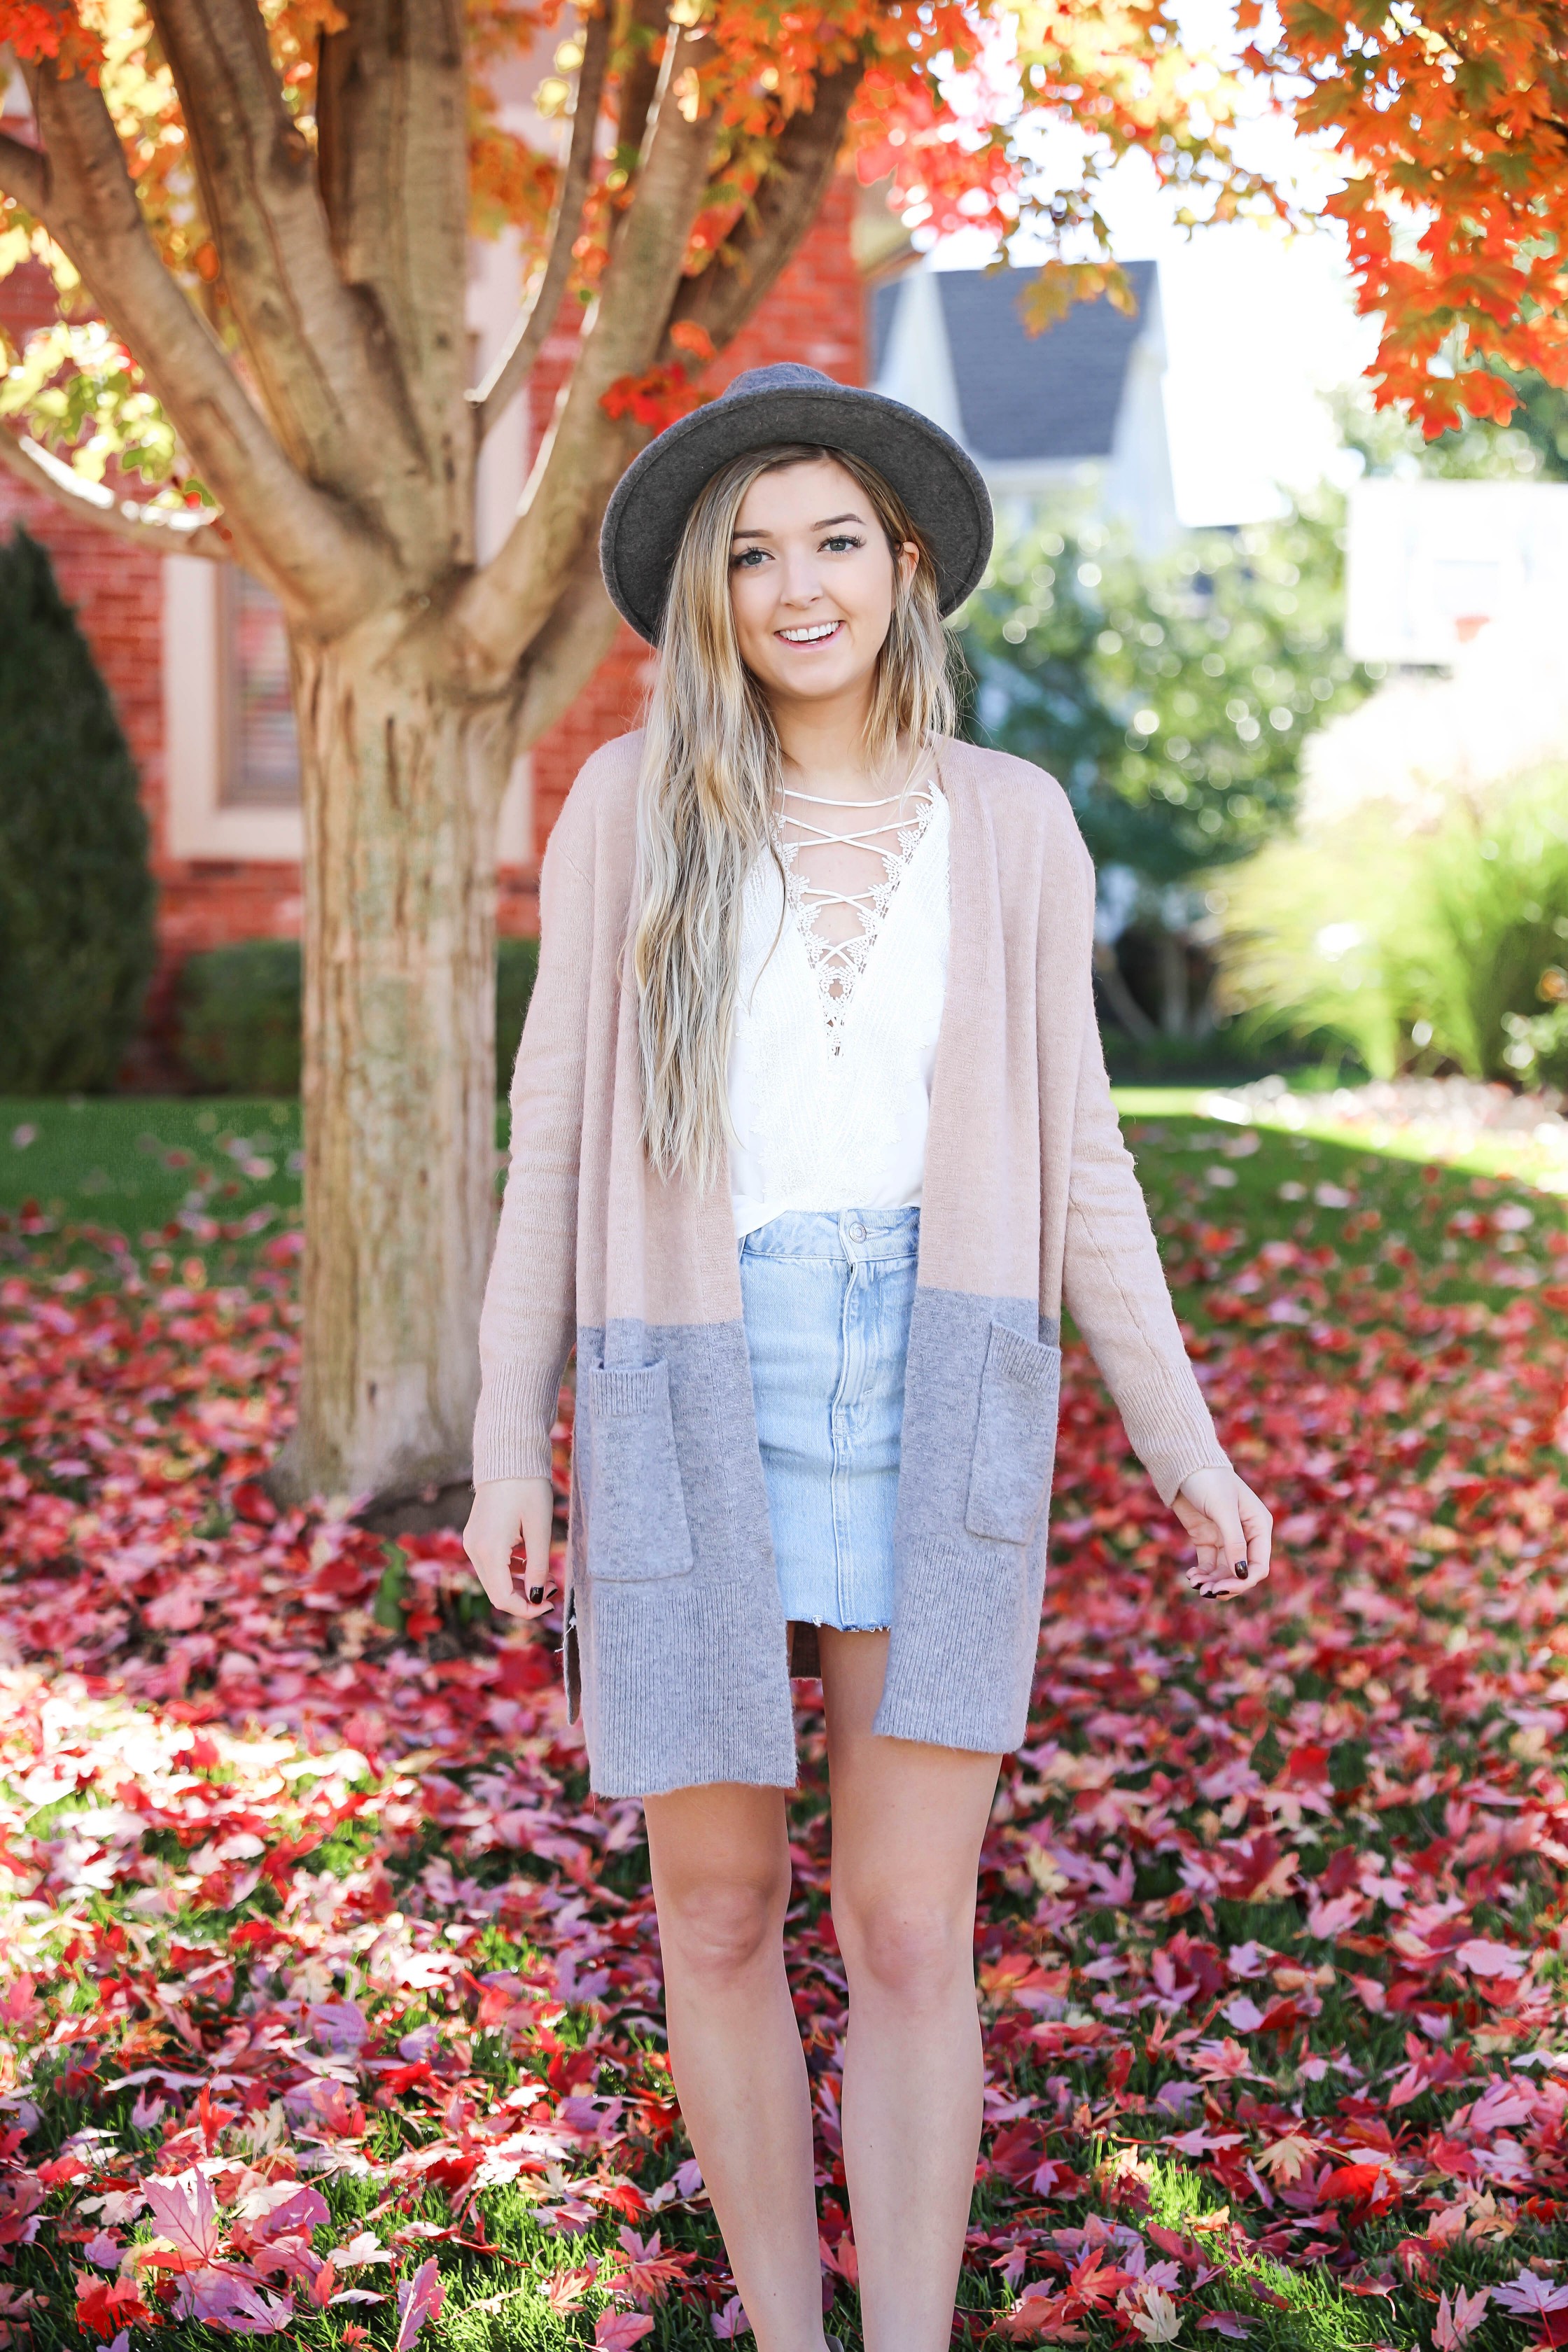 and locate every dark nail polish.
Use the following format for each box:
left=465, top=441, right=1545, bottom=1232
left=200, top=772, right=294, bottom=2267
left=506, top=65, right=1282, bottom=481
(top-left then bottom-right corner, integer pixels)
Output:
left=1233, top=1560, right=1247, bottom=1576
left=527, top=1586, right=543, bottom=1604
